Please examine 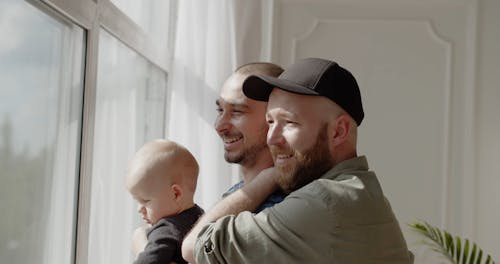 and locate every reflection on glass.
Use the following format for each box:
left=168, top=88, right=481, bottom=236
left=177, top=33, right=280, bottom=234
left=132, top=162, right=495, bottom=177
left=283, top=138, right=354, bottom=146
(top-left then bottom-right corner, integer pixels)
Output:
left=0, top=1, right=85, bottom=264
left=87, top=29, right=168, bottom=263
